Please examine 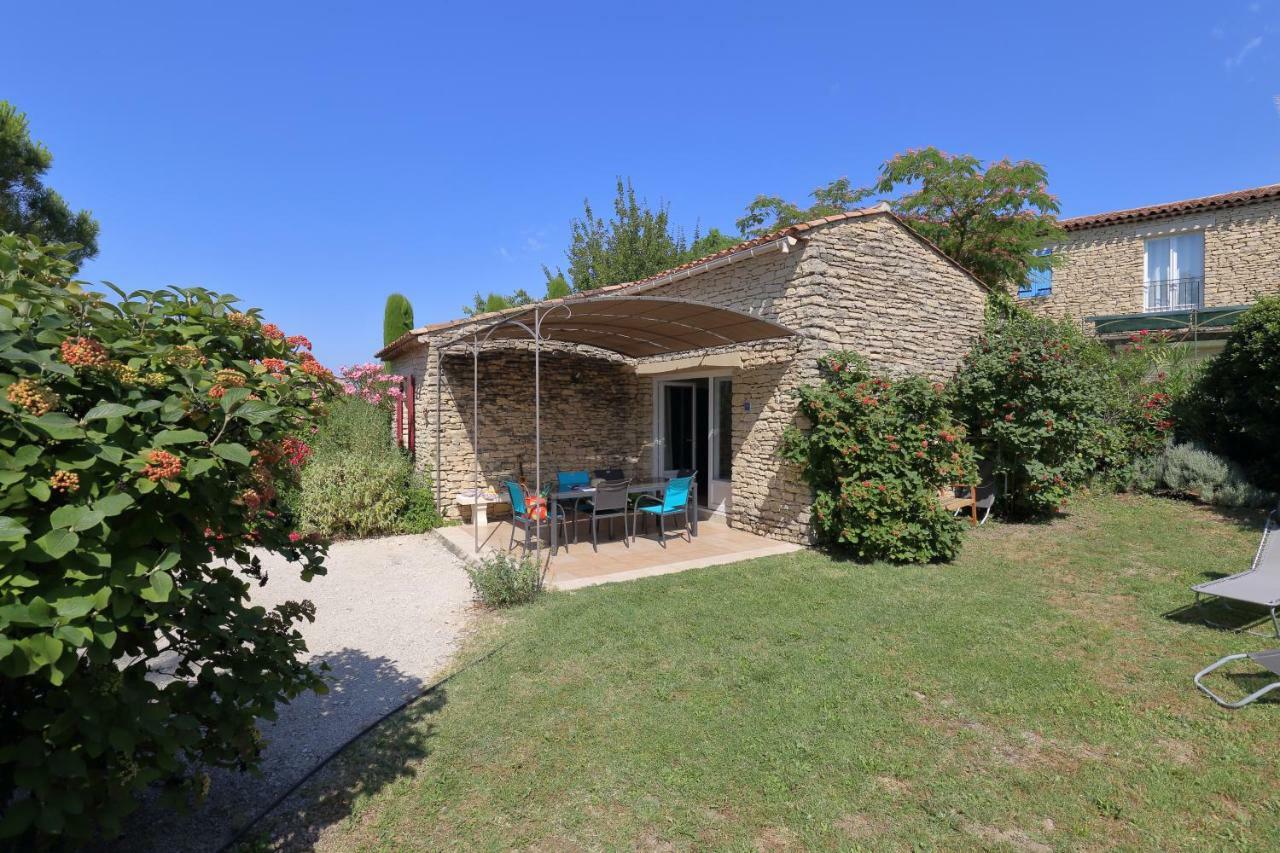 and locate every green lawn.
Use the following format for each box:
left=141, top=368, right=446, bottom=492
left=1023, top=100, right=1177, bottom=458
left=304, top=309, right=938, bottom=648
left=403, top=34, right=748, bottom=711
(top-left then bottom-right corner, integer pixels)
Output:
left=263, top=494, right=1280, bottom=850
